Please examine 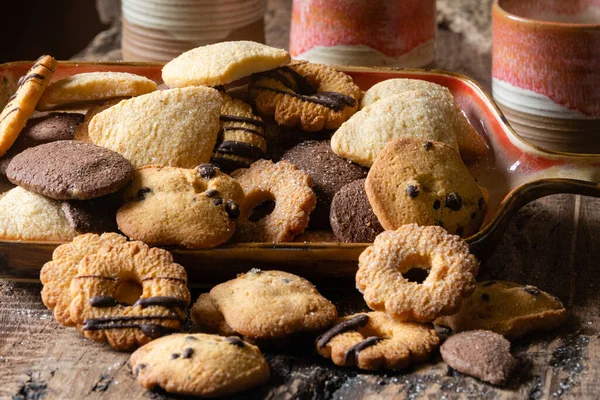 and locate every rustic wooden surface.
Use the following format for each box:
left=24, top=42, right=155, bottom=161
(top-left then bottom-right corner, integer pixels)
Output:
left=2, top=0, right=600, bottom=399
